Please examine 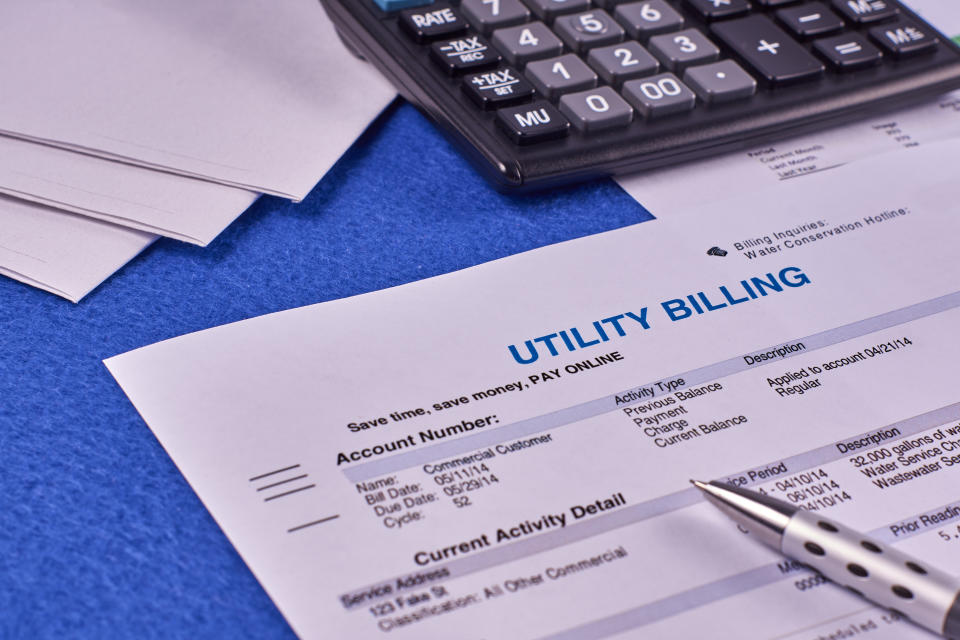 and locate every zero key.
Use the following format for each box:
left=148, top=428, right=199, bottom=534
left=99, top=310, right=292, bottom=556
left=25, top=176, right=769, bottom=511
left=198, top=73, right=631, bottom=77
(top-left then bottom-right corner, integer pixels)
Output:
left=712, top=15, right=824, bottom=86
